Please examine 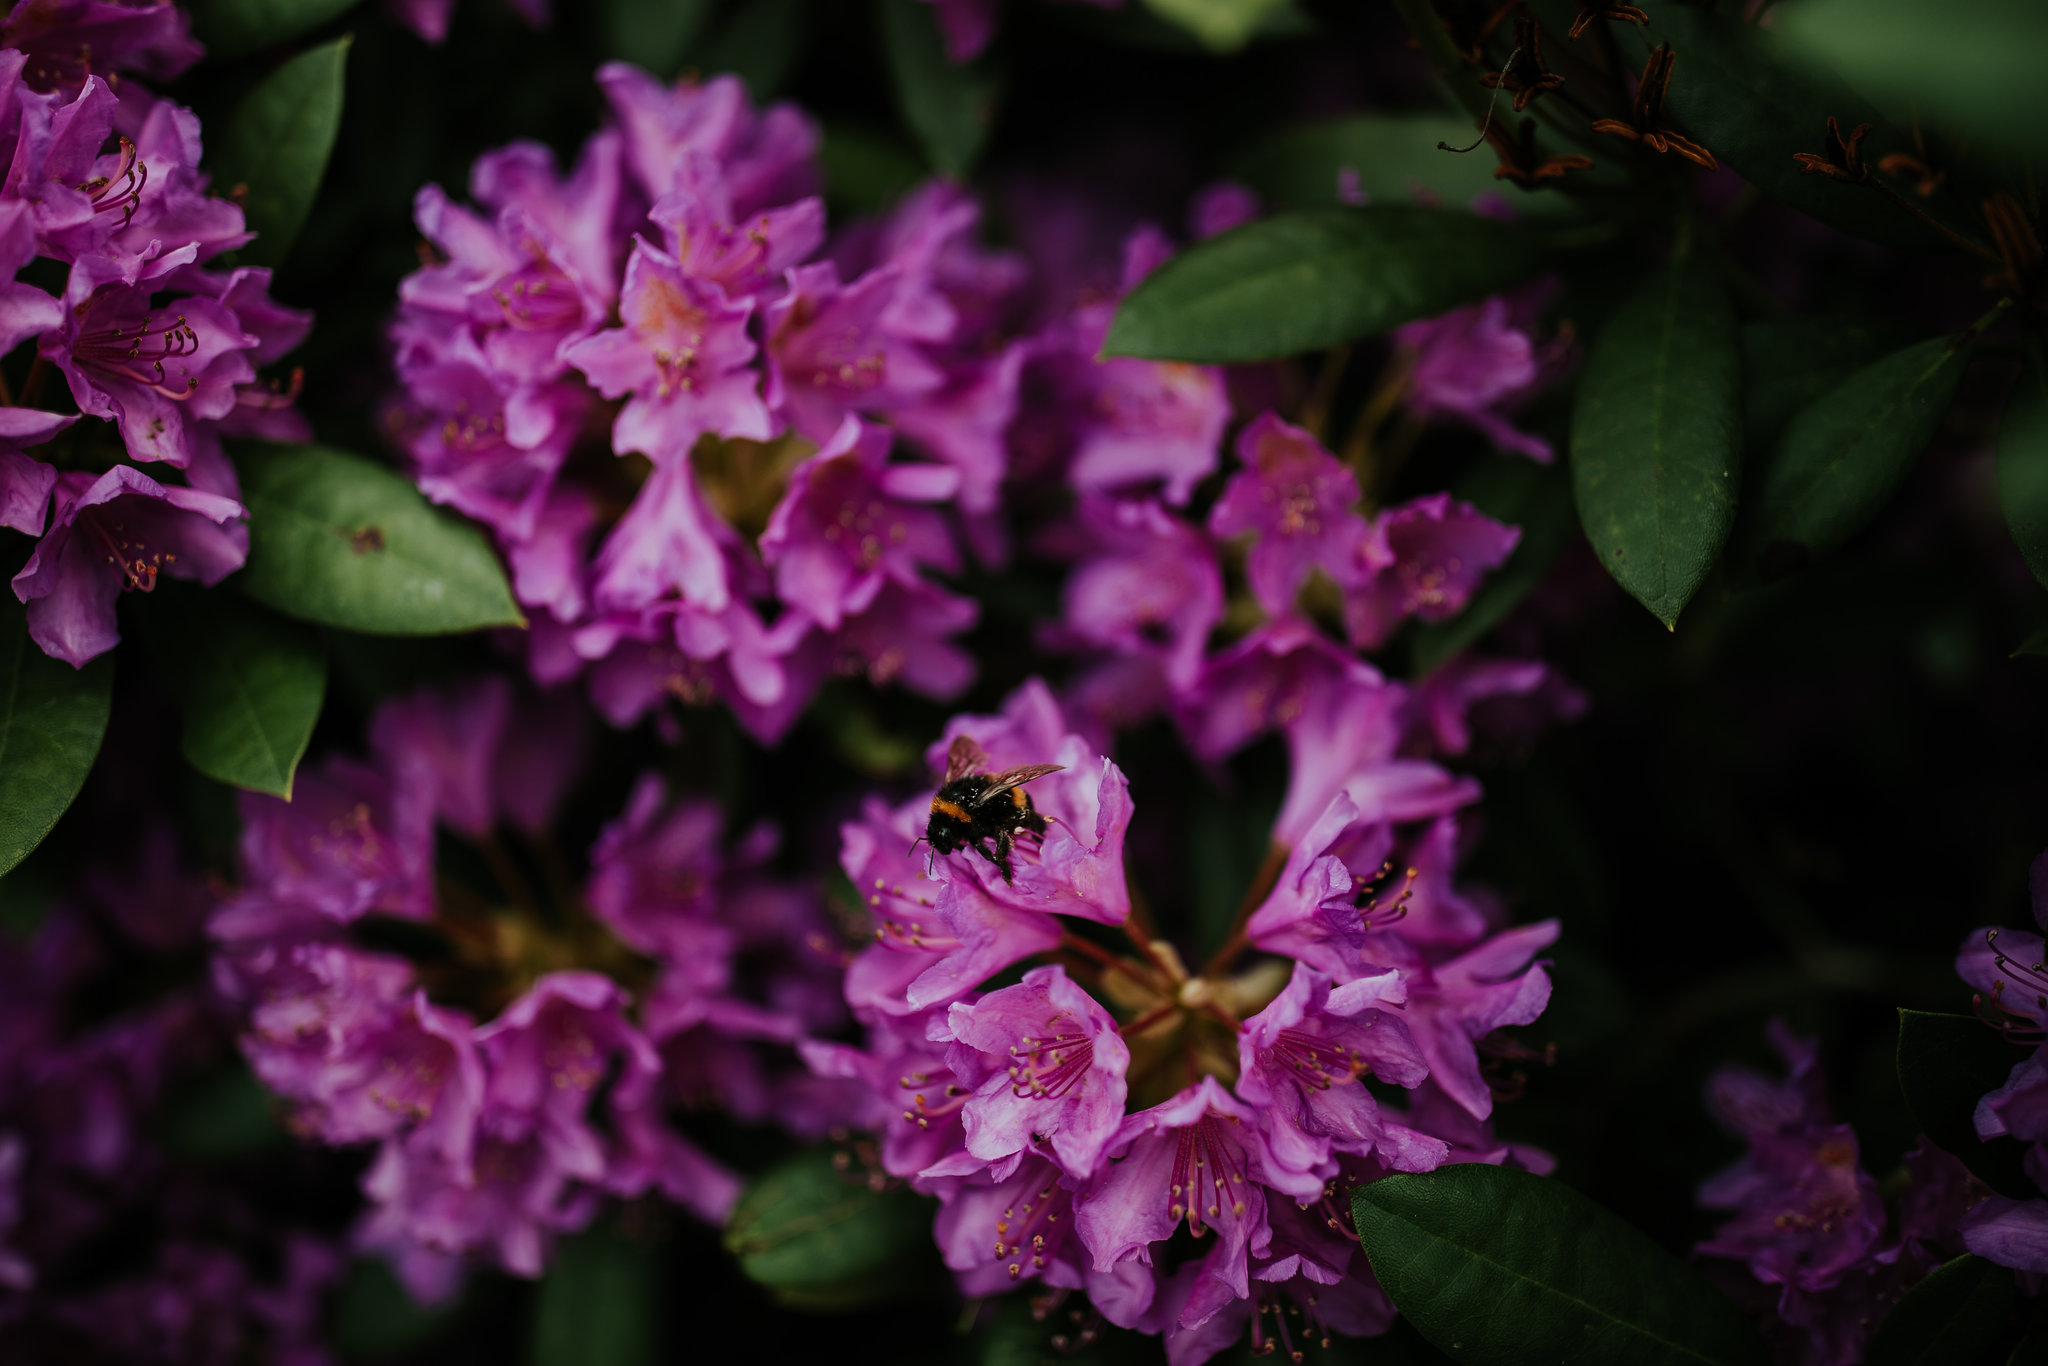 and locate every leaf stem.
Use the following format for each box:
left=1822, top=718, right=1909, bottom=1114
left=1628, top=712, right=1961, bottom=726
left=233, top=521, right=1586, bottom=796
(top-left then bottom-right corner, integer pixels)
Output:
left=1202, top=839, right=1291, bottom=977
